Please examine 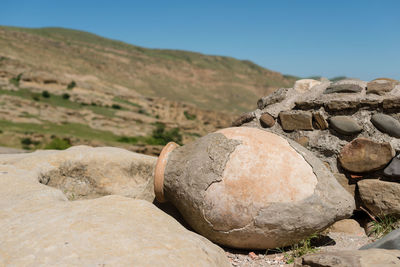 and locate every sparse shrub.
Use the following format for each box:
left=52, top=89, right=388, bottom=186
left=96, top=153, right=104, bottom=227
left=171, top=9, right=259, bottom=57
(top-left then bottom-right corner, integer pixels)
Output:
left=111, top=104, right=121, bottom=109
left=146, top=122, right=182, bottom=145
left=184, top=111, right=196, bottom=120
left=67, top=81, right=76, bottom=90
left=91, top=102, right=97, bottom=106
left=31, top=93, right=40, bottom=101
left=20, top=137, right=40, bottom=150
left=41, top=90, right=50, bottom=98
left=117, top=136, right=139, bottom=144
left=10, top=73, right=23, bottom=87
left=370, top=214, right=399, bottom=239
left=45, top=137, right=71, bottom=150
left=62, top=93, right=70, bottom=100
left=138, top=109, right=150, bottom=116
